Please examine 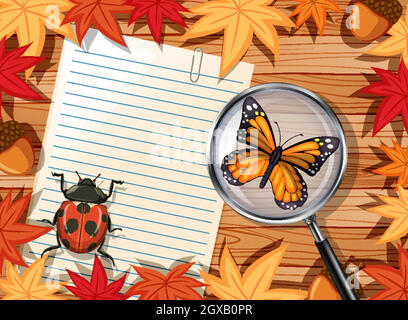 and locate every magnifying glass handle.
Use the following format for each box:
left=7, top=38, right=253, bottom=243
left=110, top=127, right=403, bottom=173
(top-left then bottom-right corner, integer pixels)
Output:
left=306, top=216, right=358, bottom=300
